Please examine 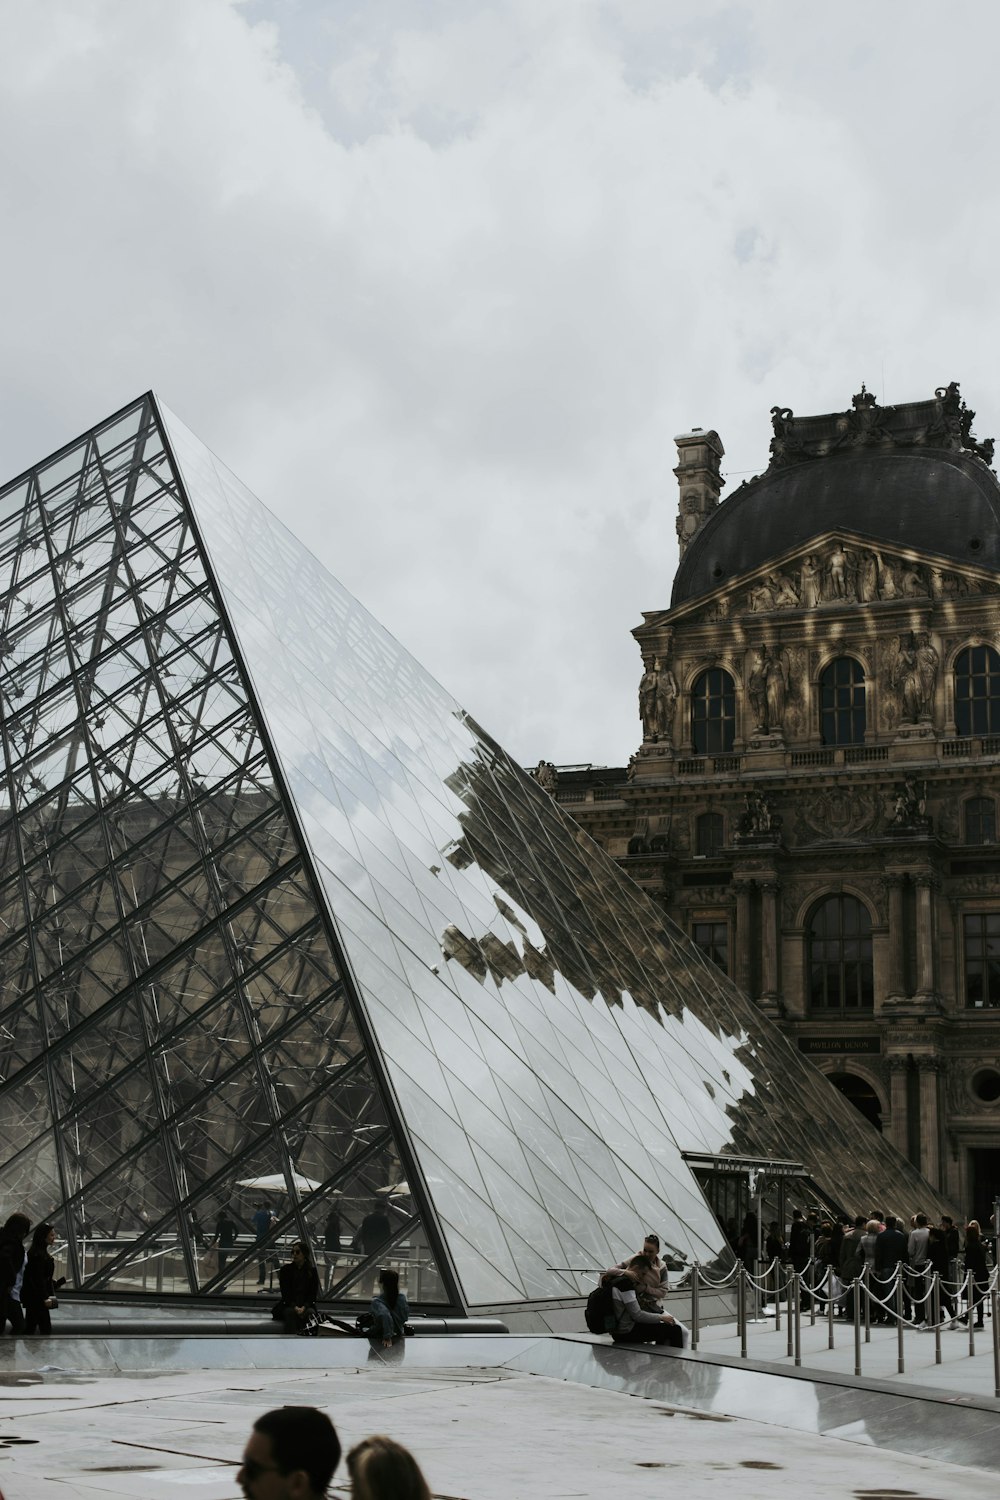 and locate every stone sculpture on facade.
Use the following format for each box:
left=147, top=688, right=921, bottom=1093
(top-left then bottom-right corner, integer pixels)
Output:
left=800, top=554, right=822, bottom=608
left=889, top=778, right=931, bottom=832
left=748, top=648, right=767, bottom=731
left=748, top=645, right=790, bottom=735
left=890, top=632, right=938, bottom=723
left=765, top=646, right=789, bottom=730
left=737, top=788, right=781, bottom=841
left=532, top=760, right=559, bottom=793
left=639, top=656, right=678, bottom=744
left=828, top=540, right=852, bottom=599
left=763, top=380, right=995, bottom=476
left=838, top=384, right=895, bottom=448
